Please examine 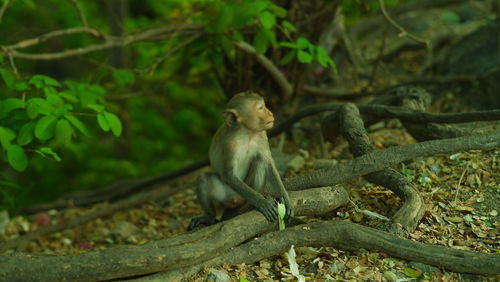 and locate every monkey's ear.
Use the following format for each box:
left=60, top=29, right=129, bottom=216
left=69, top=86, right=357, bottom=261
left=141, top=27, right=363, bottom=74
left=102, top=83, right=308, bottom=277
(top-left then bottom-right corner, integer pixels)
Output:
left=223, top=109, right=240, bottom=128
